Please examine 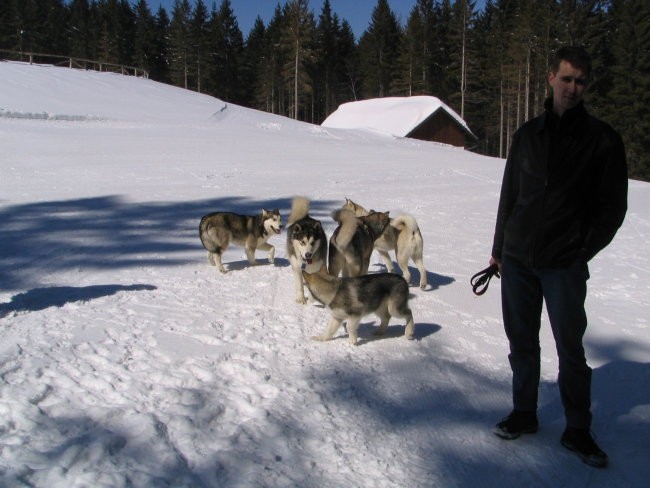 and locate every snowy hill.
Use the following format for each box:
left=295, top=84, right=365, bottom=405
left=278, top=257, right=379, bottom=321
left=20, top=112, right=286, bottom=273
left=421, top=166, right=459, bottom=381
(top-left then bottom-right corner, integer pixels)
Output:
left=0, top=60, right=648, bottom=488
